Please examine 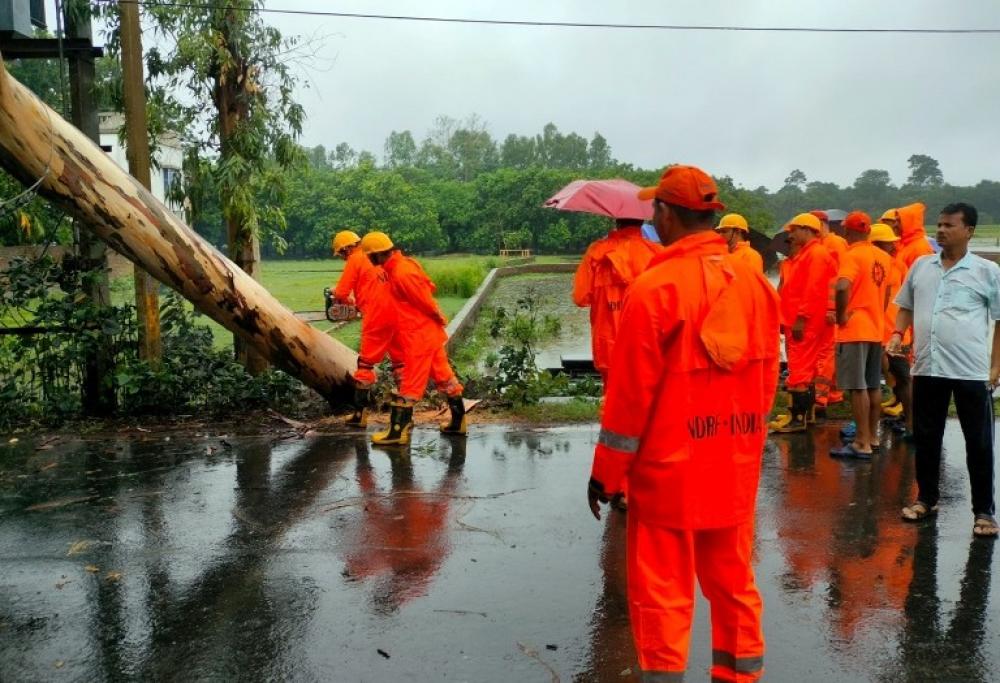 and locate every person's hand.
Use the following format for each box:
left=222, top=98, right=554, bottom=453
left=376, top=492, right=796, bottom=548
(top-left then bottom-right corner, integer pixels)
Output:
left=791, top=318, right=806, bottom=342
left=588, top=479, right=610, bottom=521
left=825, top=311, right=836, bottom=326
left=837, top=311, right=851, bottom=327
left=990, top=364, right=1000, bottom=389
left=886, top=333, right=904, bottom=357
